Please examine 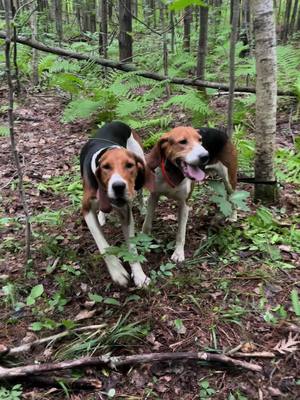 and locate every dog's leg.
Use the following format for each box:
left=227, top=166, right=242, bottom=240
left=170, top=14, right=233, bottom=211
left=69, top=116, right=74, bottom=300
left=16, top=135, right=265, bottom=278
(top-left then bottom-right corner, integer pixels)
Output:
left=142, top=193, right=159, bottom=235
left=171, top=200, right=189, bottom=263
left=84, top=206, right=129, bottom=287
left=118, top=205, right=150, bottom=288
left=206, top=162, right=237, bottom=222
